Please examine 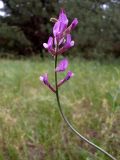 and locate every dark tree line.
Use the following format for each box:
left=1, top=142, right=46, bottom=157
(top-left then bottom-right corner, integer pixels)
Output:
left=0, top=0, right=58, bottom=57
left=0, top=0, right=120, bottom=58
